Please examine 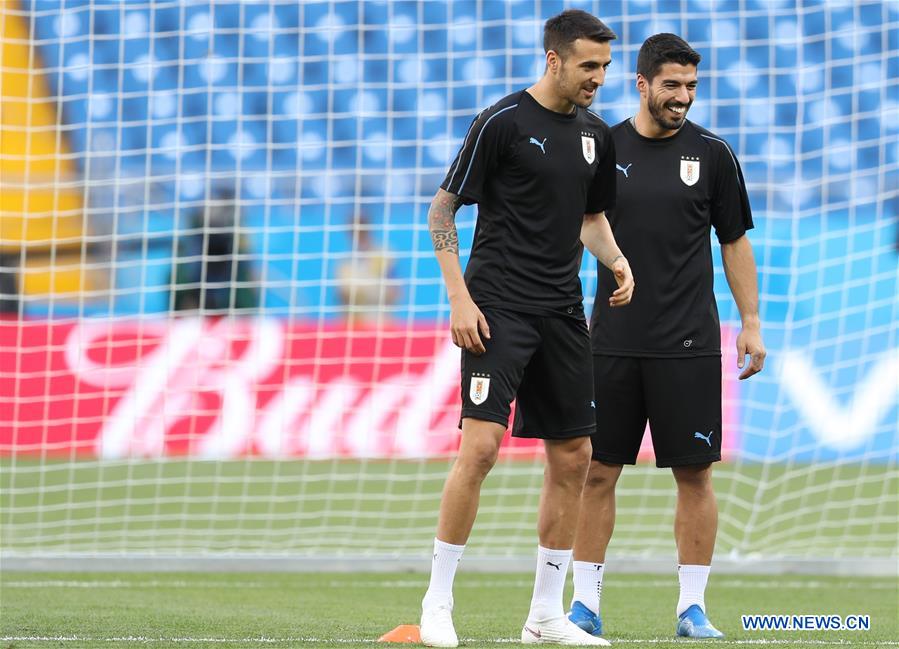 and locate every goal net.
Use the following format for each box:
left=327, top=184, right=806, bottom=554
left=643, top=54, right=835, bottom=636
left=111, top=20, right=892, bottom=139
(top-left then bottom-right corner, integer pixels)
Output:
left=1, top=0, right=896, bottom=571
